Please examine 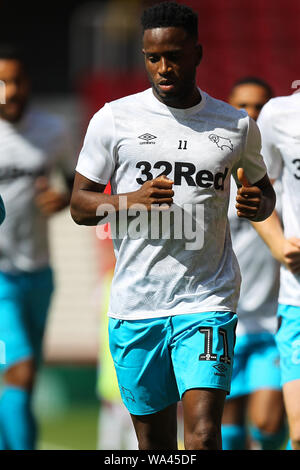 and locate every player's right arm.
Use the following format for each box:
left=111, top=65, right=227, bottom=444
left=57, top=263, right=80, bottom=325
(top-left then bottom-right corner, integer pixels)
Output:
left=70, top=104, right=173, bottom=226
left=70, top=172, right=174, bottom=226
